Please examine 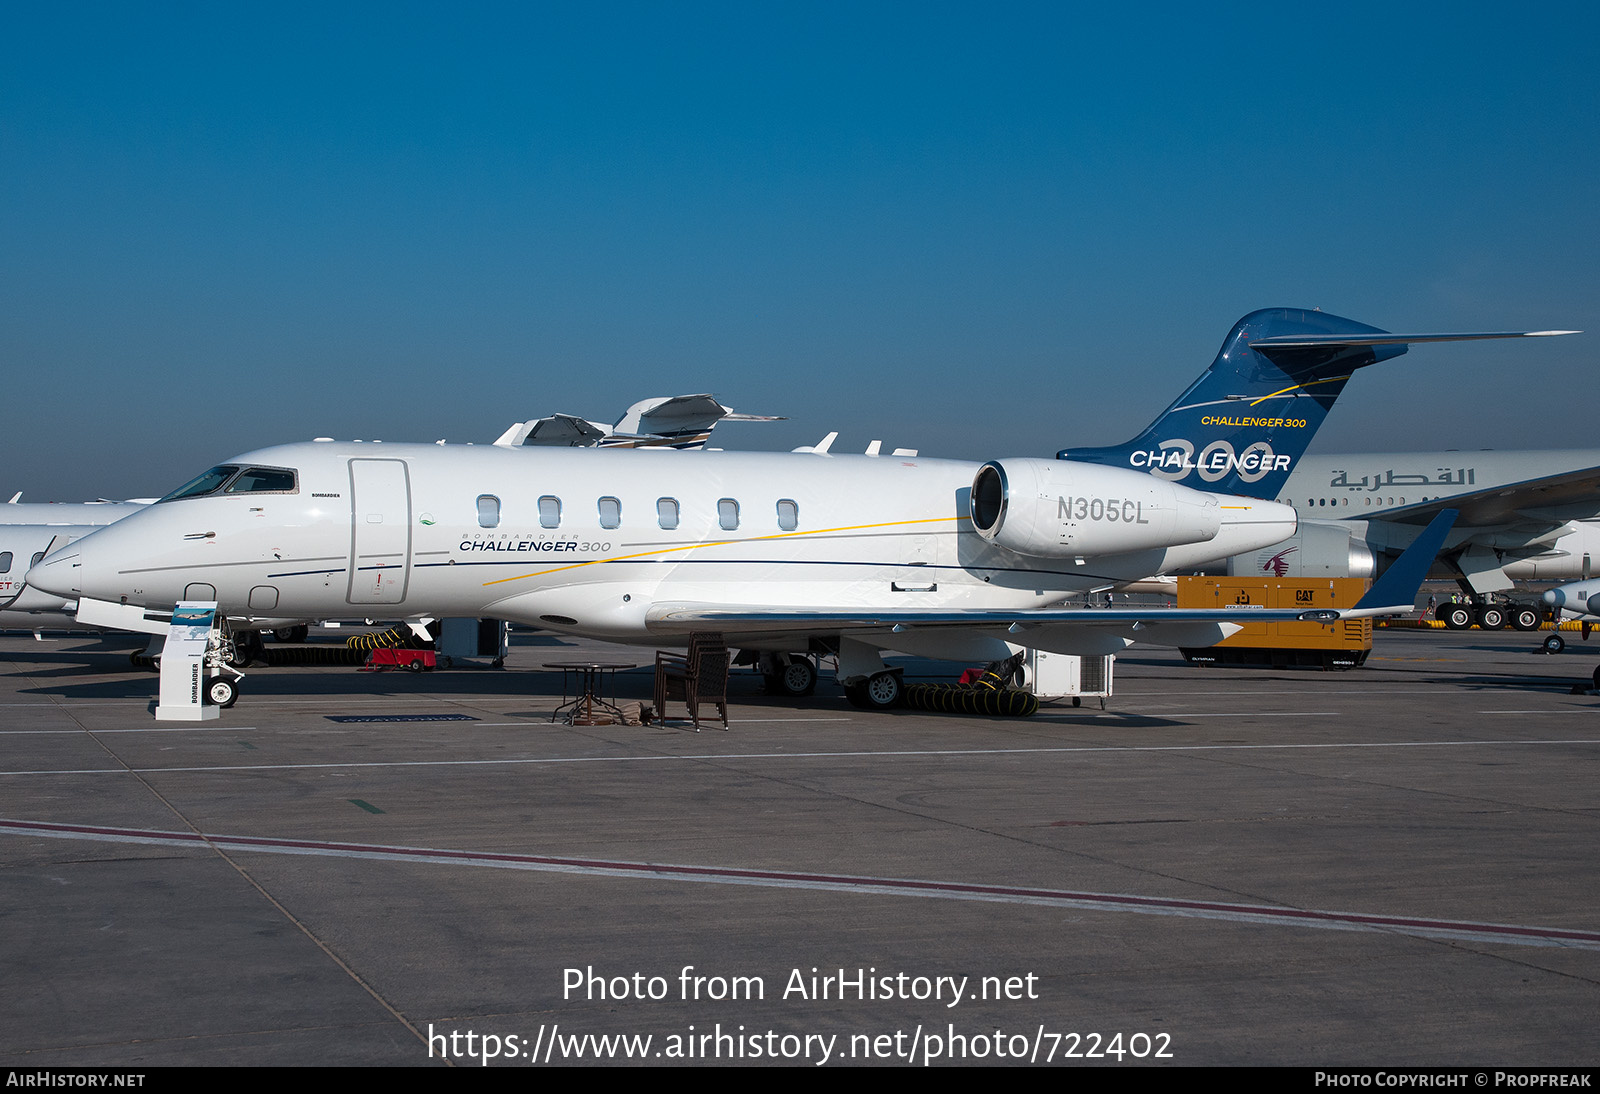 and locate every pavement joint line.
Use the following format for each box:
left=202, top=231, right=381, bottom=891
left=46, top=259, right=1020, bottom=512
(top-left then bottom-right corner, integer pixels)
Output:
left=4, top=737, right=1600, bottom=776
left=5, top=818, right=1596, bottom=952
